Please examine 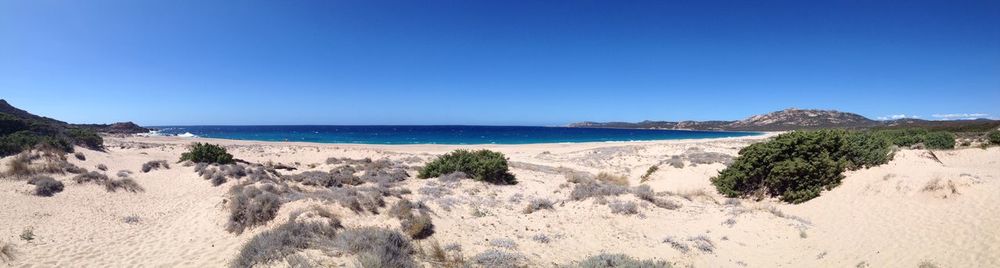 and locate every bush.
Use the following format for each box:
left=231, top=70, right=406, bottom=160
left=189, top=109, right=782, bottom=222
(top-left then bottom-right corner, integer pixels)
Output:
left=922, top=131, right=956, bottom=149
left=577, top=253, right=669, bottom=268
left=141, top=160, right=170, bottom=173
left=0, top=131, right=72, bottom=157
left=104, top=178, right=144, bottom=193
left=226, top=183, right=287, bottom=234
left=335, top=227, right=415, bottom=268
left=608, top=200, right=638, bottom=215
left=872, top=128, right=956, bottom=149
left=28, top=176, right=64, bottom=197
left=522, top=198, right=555, bottom=214
left=711, top=130, right=893, bottom=203
left=400, top=212, right=434, bottom=239
left=989, top=130, right=1000, bottom=145
left=179, top=143, right=234, bottom=164
left=418, top=150, right=516, bottom=185
left=73, top=152, right=85, bottom=161
left=232, top=210, right=341, bottom=268
left=66, top=128, right=103, bottom=150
